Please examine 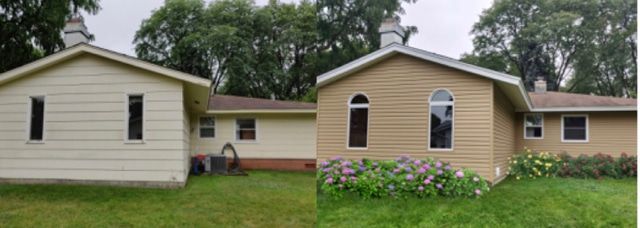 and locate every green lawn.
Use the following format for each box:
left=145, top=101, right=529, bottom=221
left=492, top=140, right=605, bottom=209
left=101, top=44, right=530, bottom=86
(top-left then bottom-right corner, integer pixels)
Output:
left=0, top=171, right=316, bottom=227
left=318, top=177, right=636, bottom=227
